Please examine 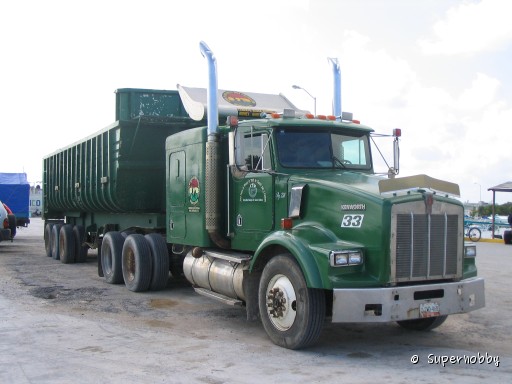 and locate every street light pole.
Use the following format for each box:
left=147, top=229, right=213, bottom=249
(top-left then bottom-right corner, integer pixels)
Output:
left=474, top=182, right=482, bottom=203
left=292, top=85, right=316, bottom=116
left=474, top=182, right=482, bottom=218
